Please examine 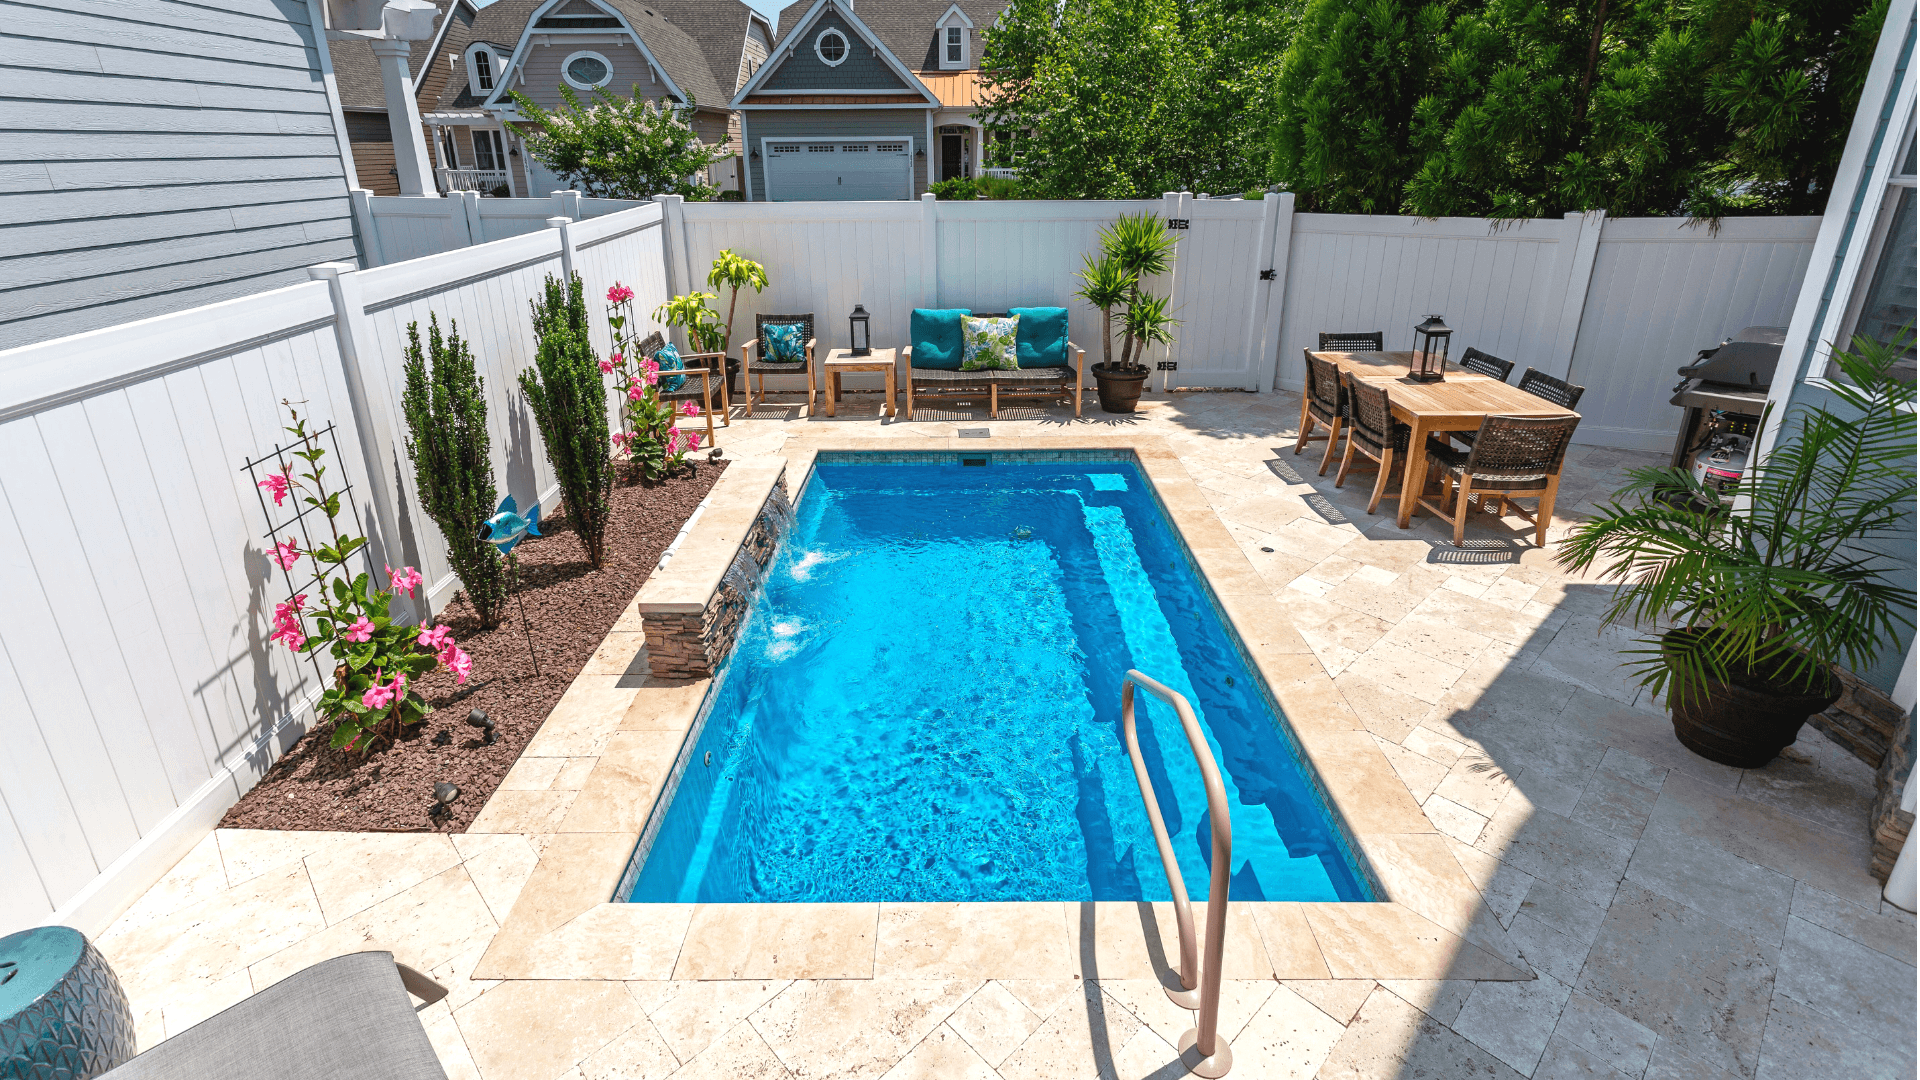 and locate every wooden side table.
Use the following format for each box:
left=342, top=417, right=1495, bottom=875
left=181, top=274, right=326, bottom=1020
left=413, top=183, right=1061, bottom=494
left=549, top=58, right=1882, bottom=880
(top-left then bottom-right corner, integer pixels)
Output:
left=822, top=347, right=898, bottom=417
